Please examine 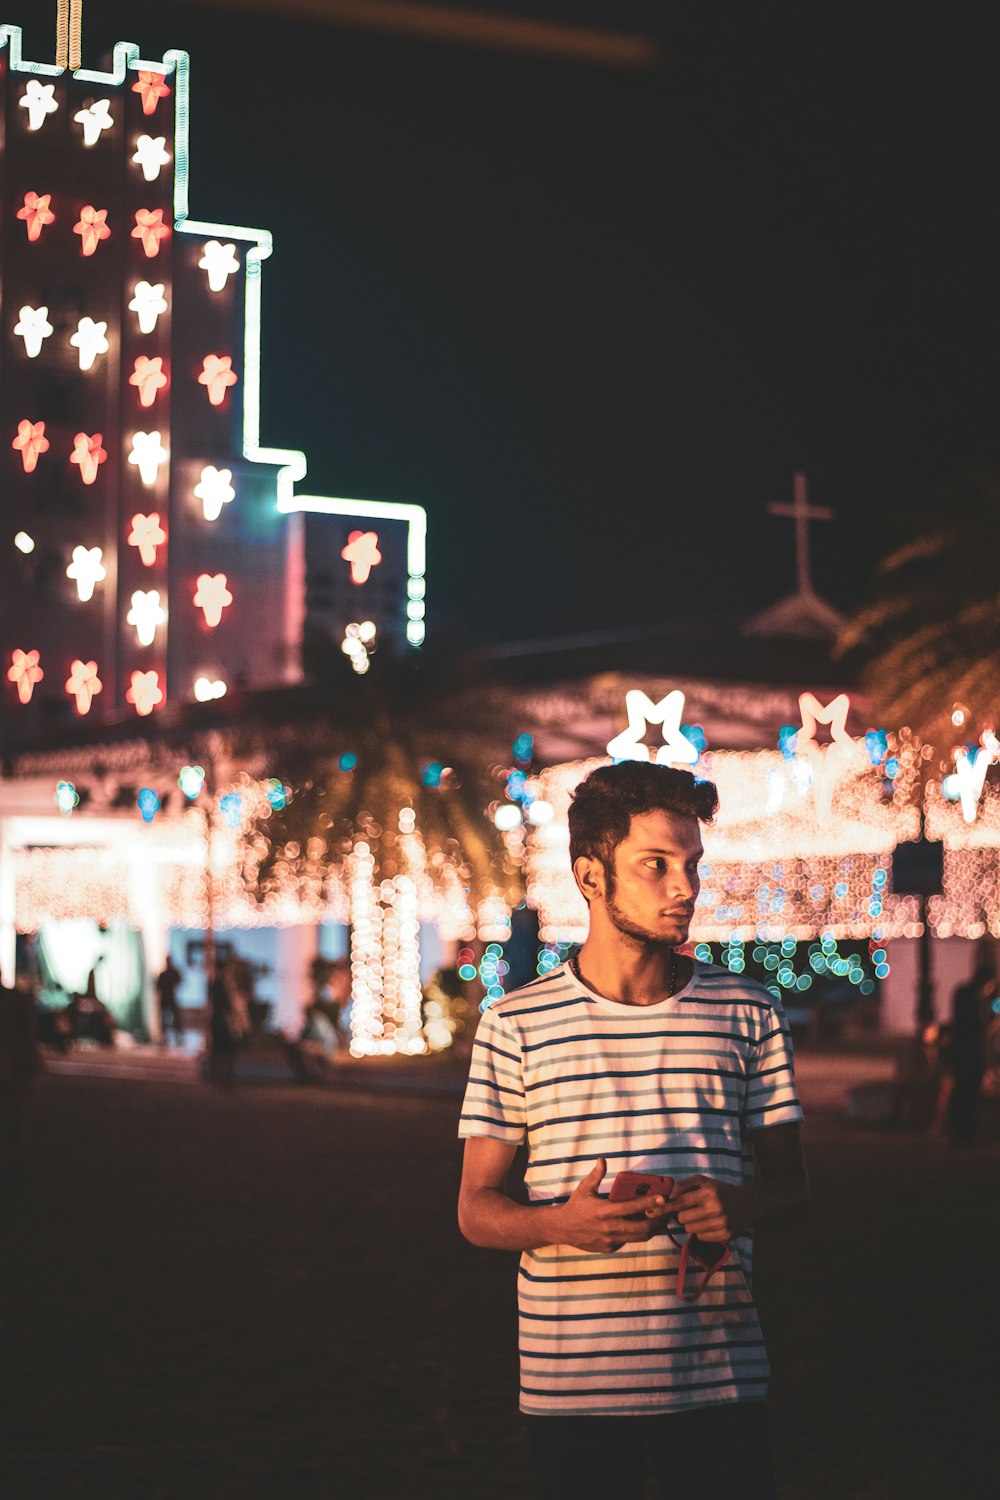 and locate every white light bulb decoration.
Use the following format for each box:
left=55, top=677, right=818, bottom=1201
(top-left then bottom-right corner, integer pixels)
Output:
left=194, top=466, right=235, bottom=521
left=606, top=689, right=699, bottom=767
left=66, top=546, right=106, bottom=603
left=70, top=317, right=110, bottom=372
left=127, top=590, right=166, bottom=647
left=20, top=81, right=58, bottom=131
left=132, top=135, right=171, bottom=182
left=198, top=241, right=240, bottom=292
left=128, top=431, right=168, bottom=486
left=129, top=282, right=168, bottom=334
left=74, top=99, right=114, bottom=145
left=14, top=306, right=54, bottom=359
